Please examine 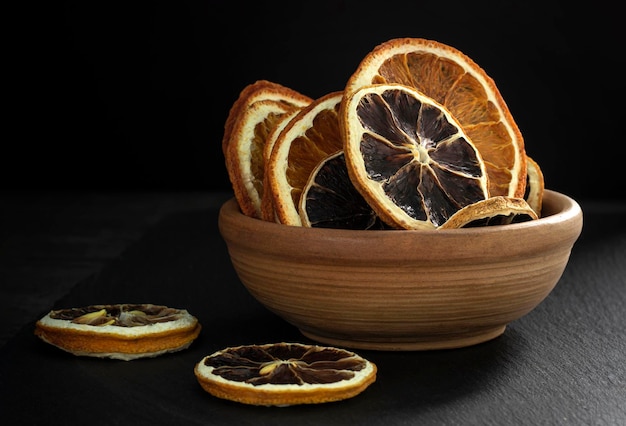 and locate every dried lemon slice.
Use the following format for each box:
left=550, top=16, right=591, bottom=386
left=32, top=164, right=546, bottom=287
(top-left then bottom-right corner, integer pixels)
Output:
left=438, top=196, right=538, bottom=229
left=343, top=37, right=527, bottom=198
left=194, top=342, right=377, bottom=406
left=267, top=92, right=344, bottom=226
left=34, top=303, right=201, bottom=360
left=342, top=83, right=489, bottom=230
